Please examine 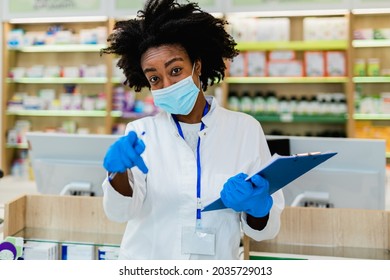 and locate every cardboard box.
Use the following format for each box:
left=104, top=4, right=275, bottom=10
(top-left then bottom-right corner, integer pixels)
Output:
left=304, top=17, right=348, bottom=41
left=247, top=51, right=266, bottom=76
left=228, top=52, right=246, bottom=76
left=269, top=50, right=295, bottom=61
left=325, top=51, right=346, bottom=77
left=268, top=60, right=303, bottom=77
left=304, top=51, right=325, bottom=77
